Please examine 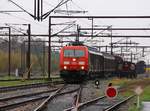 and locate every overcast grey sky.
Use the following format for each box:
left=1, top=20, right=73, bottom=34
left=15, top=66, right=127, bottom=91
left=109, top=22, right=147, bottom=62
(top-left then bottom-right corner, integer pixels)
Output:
left=0, top=0, right=150, bottom=32
left=0, top=0, right=150, bottom=62
left=0, top=0, right=150, bottom=27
